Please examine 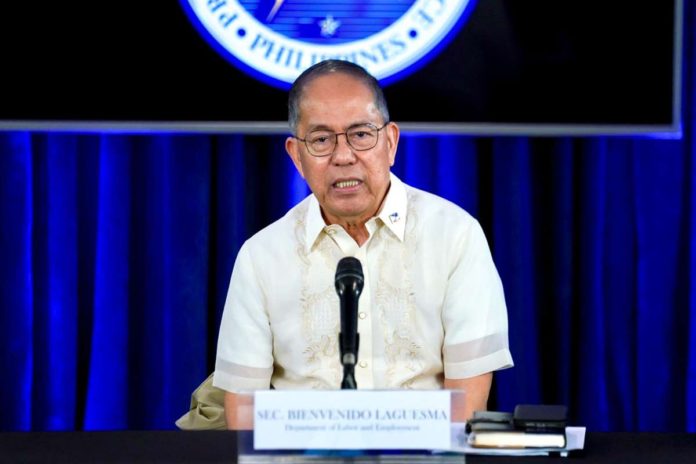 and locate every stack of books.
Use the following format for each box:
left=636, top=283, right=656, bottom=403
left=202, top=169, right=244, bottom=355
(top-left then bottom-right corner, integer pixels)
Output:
left=467, top=405, right=567, bottom=449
